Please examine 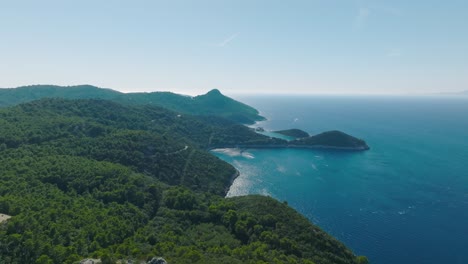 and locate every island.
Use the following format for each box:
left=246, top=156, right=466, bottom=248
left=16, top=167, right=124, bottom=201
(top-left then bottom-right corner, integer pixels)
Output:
left=274, top=128, right=310, bottom=138
left=289, top=130, right=370, bottom=150
left=208, top=126, right=369, bottom=151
